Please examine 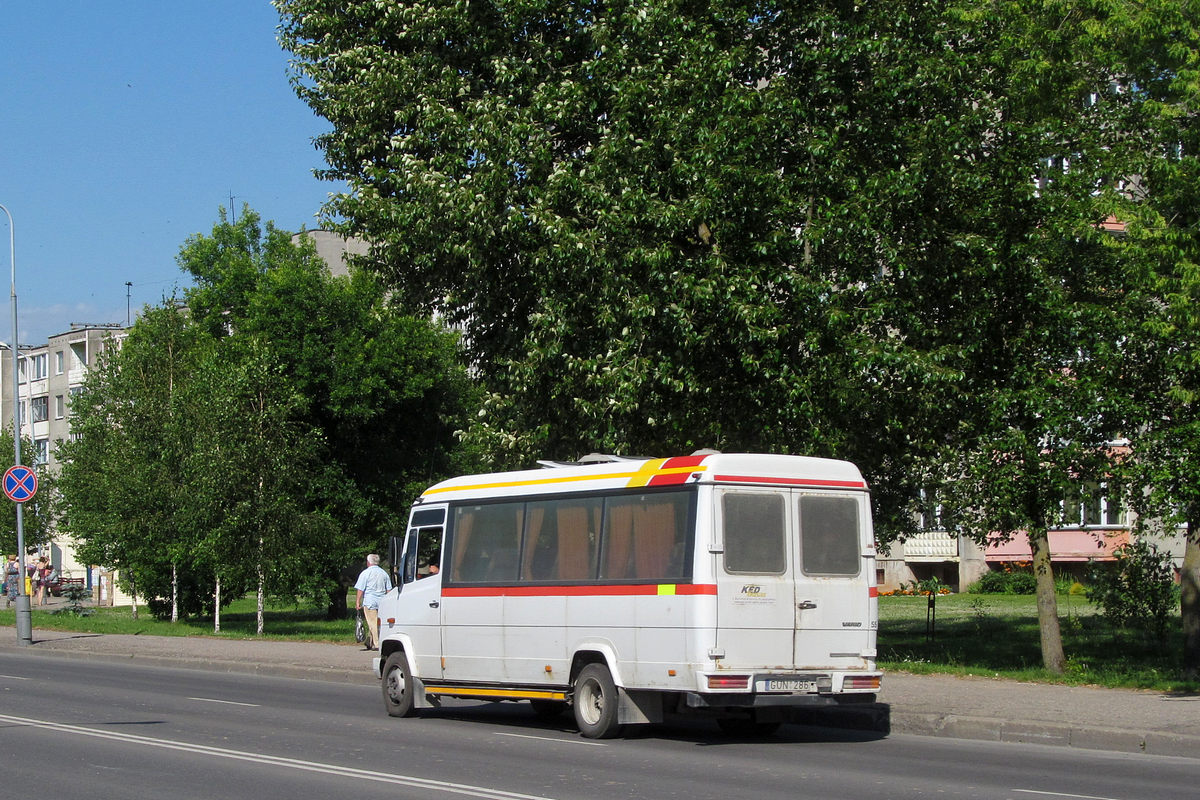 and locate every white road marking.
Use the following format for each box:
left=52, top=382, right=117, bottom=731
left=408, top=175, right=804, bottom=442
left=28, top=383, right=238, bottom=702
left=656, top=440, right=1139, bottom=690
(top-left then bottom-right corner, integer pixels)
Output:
left=0, top=713, right=558, bottom=800
left=188, top=697, right=260, bottom=707
left=0, top=674, right=31, bottom=680
left=1012, top=789, right=1129, bottom=800
left=493, top=732, right=606, bottom=747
